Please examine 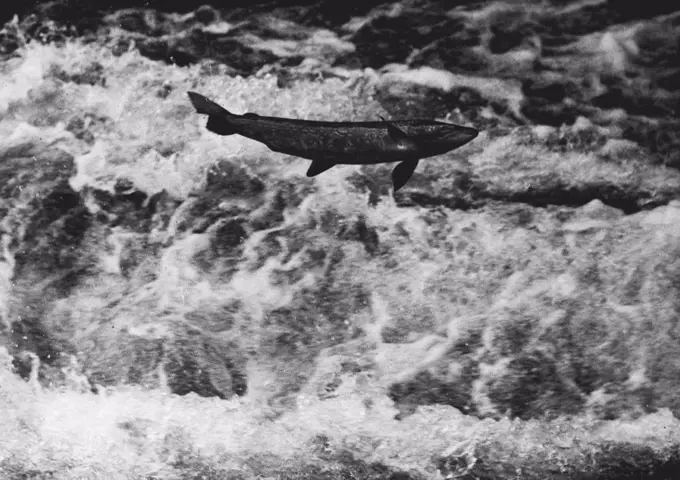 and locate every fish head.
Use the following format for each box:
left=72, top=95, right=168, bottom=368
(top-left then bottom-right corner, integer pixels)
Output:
left=419, top=123, right=479, bottom=154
